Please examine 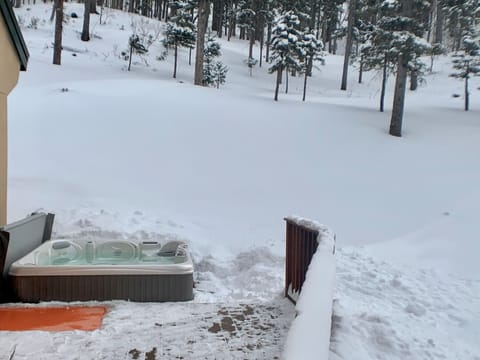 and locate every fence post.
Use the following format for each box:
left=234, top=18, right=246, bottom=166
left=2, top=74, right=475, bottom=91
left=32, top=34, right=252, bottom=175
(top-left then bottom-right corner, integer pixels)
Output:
left=284, top=218, right=319, bottom=304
